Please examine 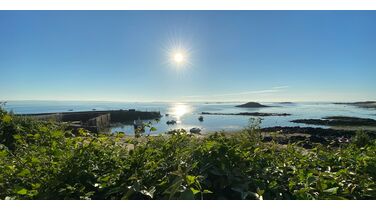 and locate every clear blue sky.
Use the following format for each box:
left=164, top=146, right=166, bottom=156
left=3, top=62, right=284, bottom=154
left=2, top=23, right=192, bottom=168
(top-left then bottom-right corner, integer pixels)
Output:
left=0, top=11, right=375, bottom=102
